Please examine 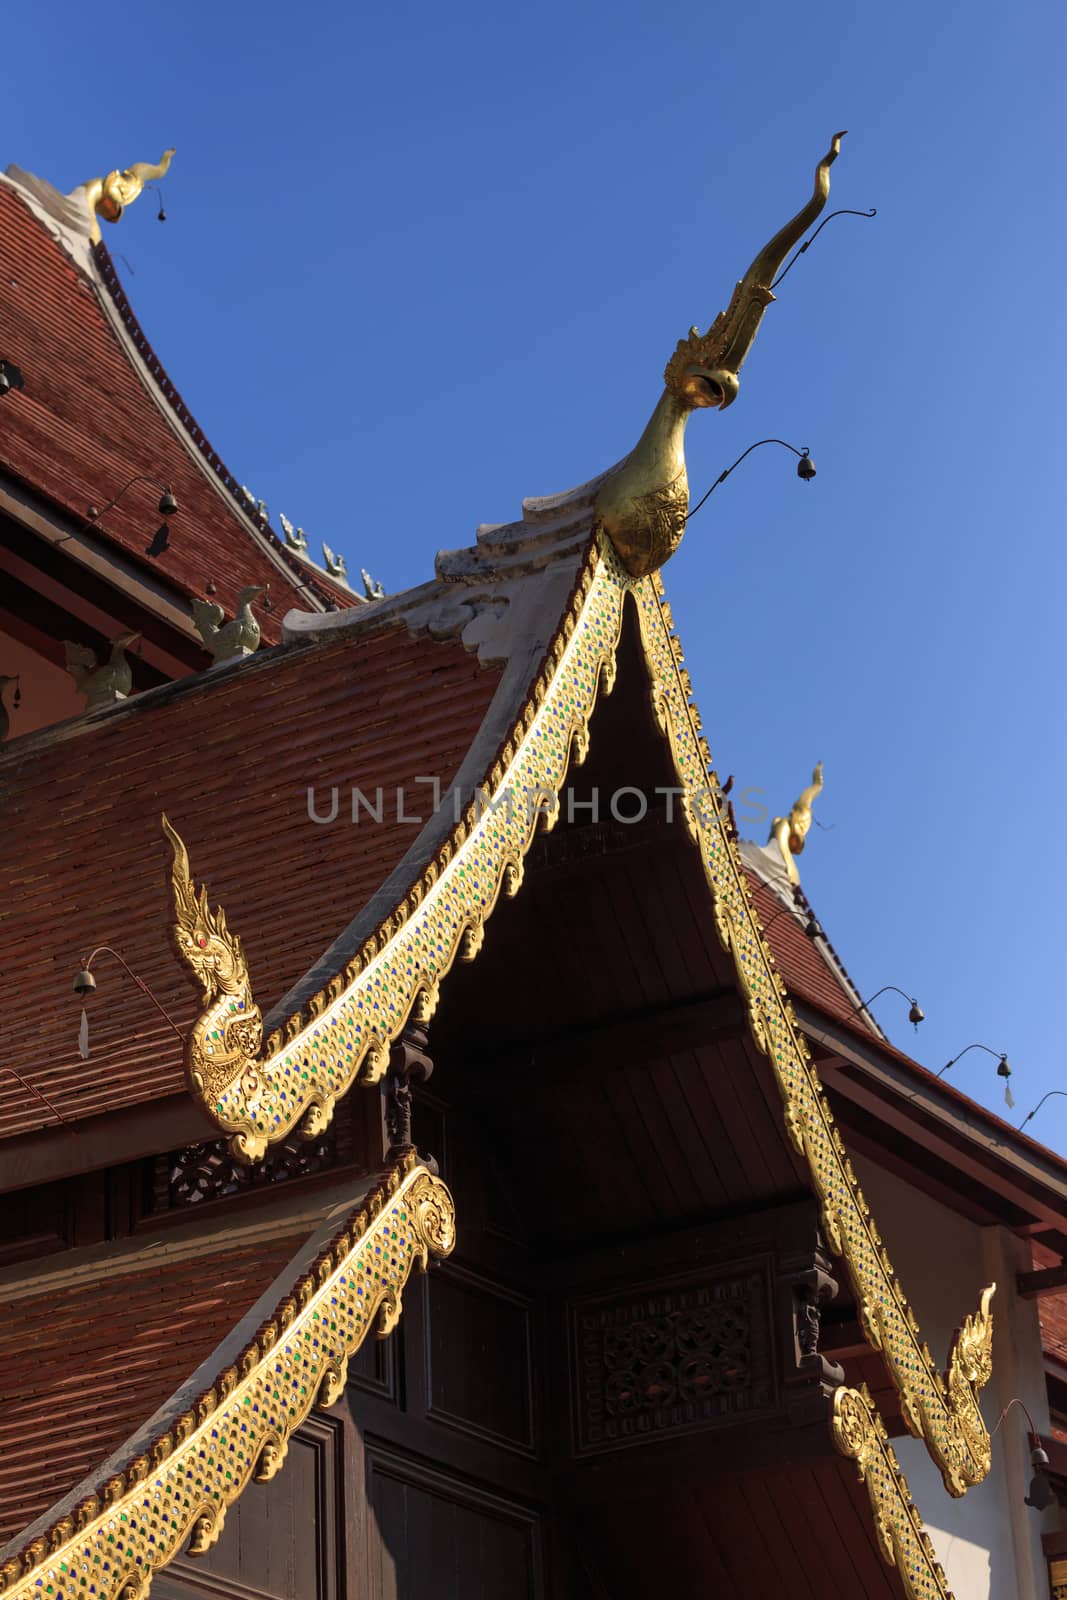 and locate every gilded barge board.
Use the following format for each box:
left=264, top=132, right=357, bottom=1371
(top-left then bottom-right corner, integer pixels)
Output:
left=834, top=1385, right=956, bottom=1600
left=164, top=536, right=992, bottom=1498
left=164, top=538, right=620, bottom=1161
left=630, top=568, right=994, bottom=1499
left=0, top=1158, right=454, bottom=1600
